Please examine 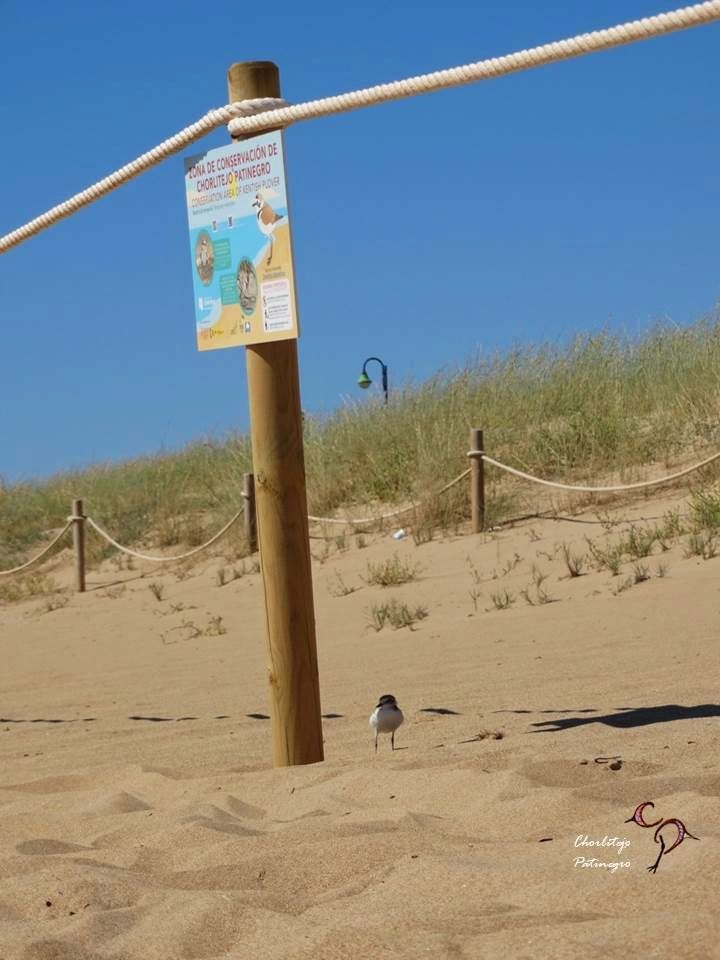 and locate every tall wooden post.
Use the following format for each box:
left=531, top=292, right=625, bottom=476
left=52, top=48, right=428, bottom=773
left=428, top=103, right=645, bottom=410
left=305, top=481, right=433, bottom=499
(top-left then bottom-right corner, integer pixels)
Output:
left=71, top=498, right=86, bottom=592
left=470, top=428, right=485, bottom=533
left=242, top=472, right=257, bottom=553
left=228, top=61, right=323, bottom=766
